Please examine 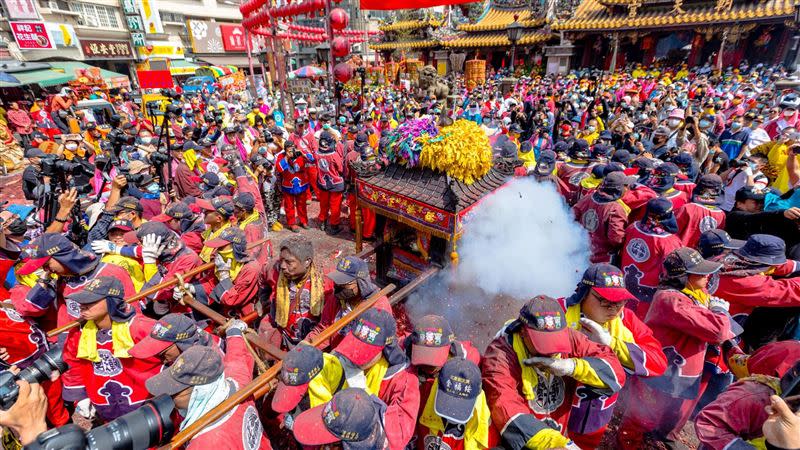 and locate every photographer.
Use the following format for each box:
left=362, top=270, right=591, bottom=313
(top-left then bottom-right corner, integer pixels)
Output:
left=0, top=379, right=49, bottom=446
left=21, top=147, right=45, bottom=201
left=721, top=154, right=769, bottom=211
left=275, top=141, right=313, bottom=232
